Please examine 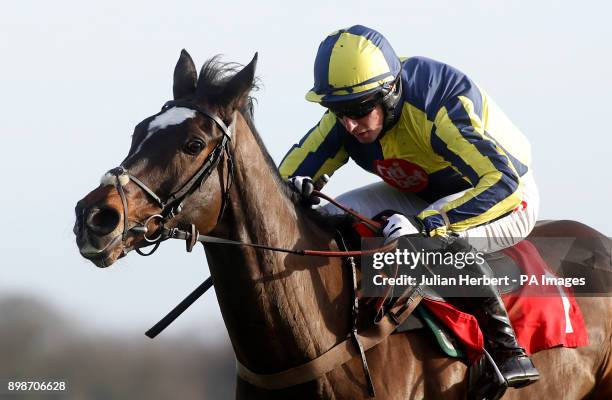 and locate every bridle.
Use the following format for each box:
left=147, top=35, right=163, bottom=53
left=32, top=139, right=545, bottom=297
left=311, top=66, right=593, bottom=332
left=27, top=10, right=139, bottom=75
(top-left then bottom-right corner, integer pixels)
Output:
left=107, top=100, right=235, bottom=255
